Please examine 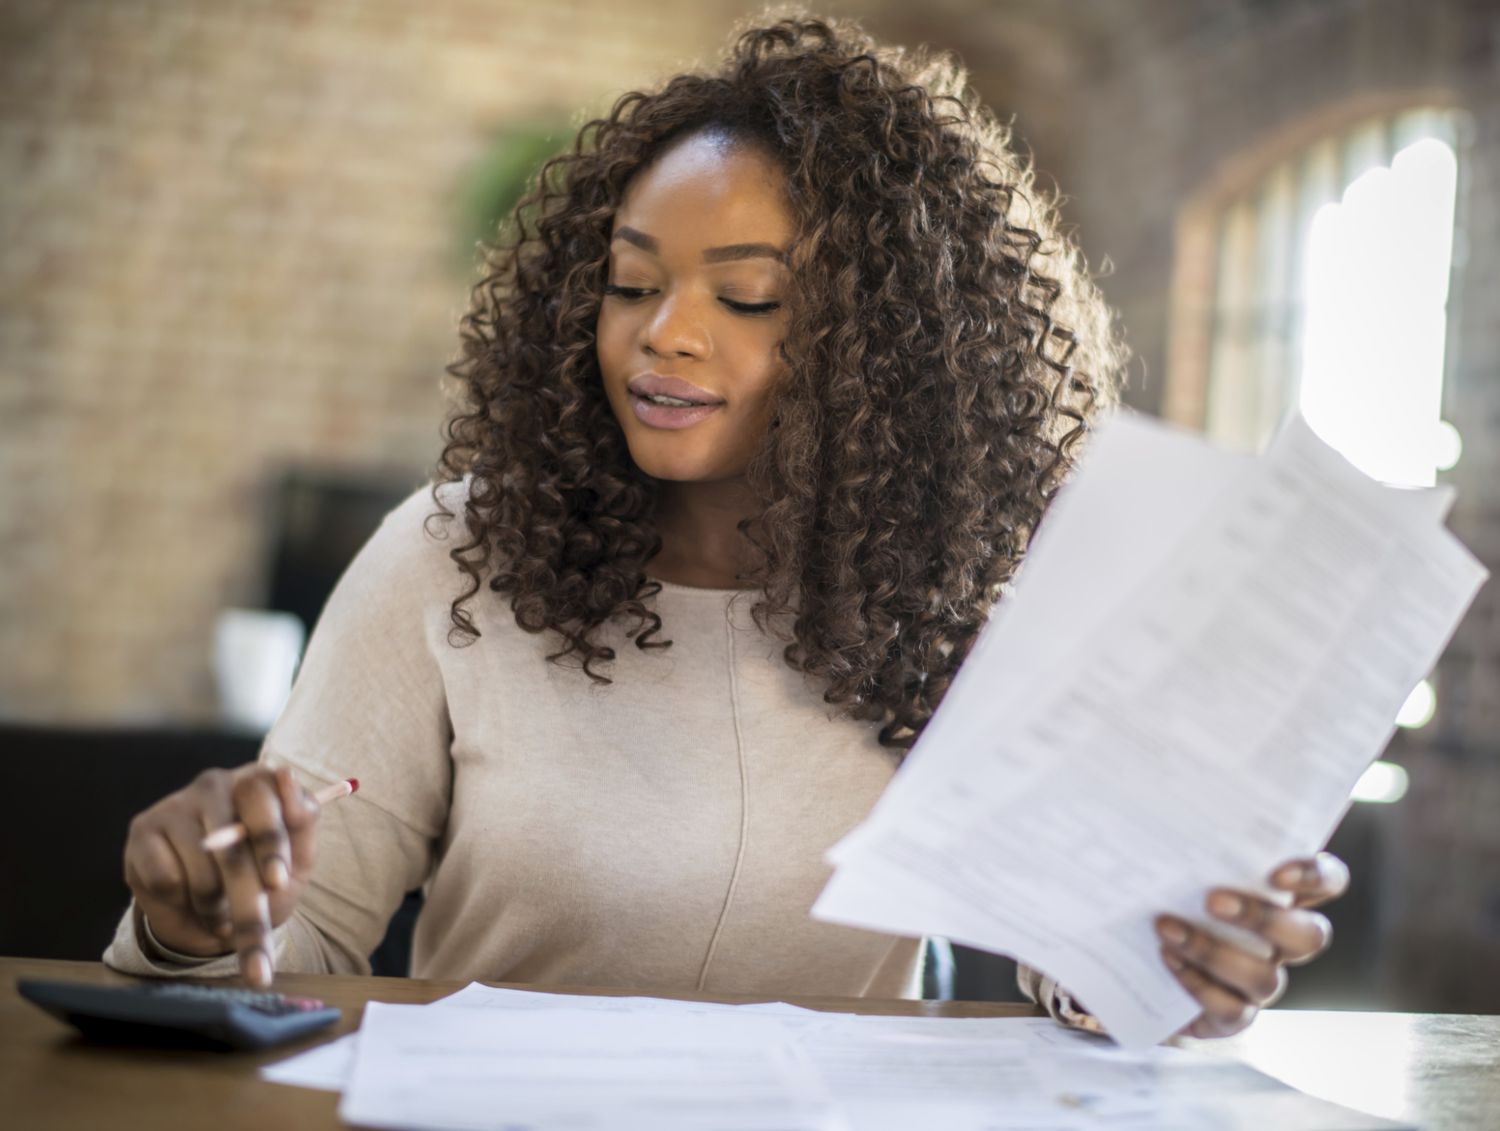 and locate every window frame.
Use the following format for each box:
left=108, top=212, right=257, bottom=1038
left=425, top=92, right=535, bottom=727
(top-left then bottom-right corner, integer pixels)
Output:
left=1163, top=90, right=1470, bottom=453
